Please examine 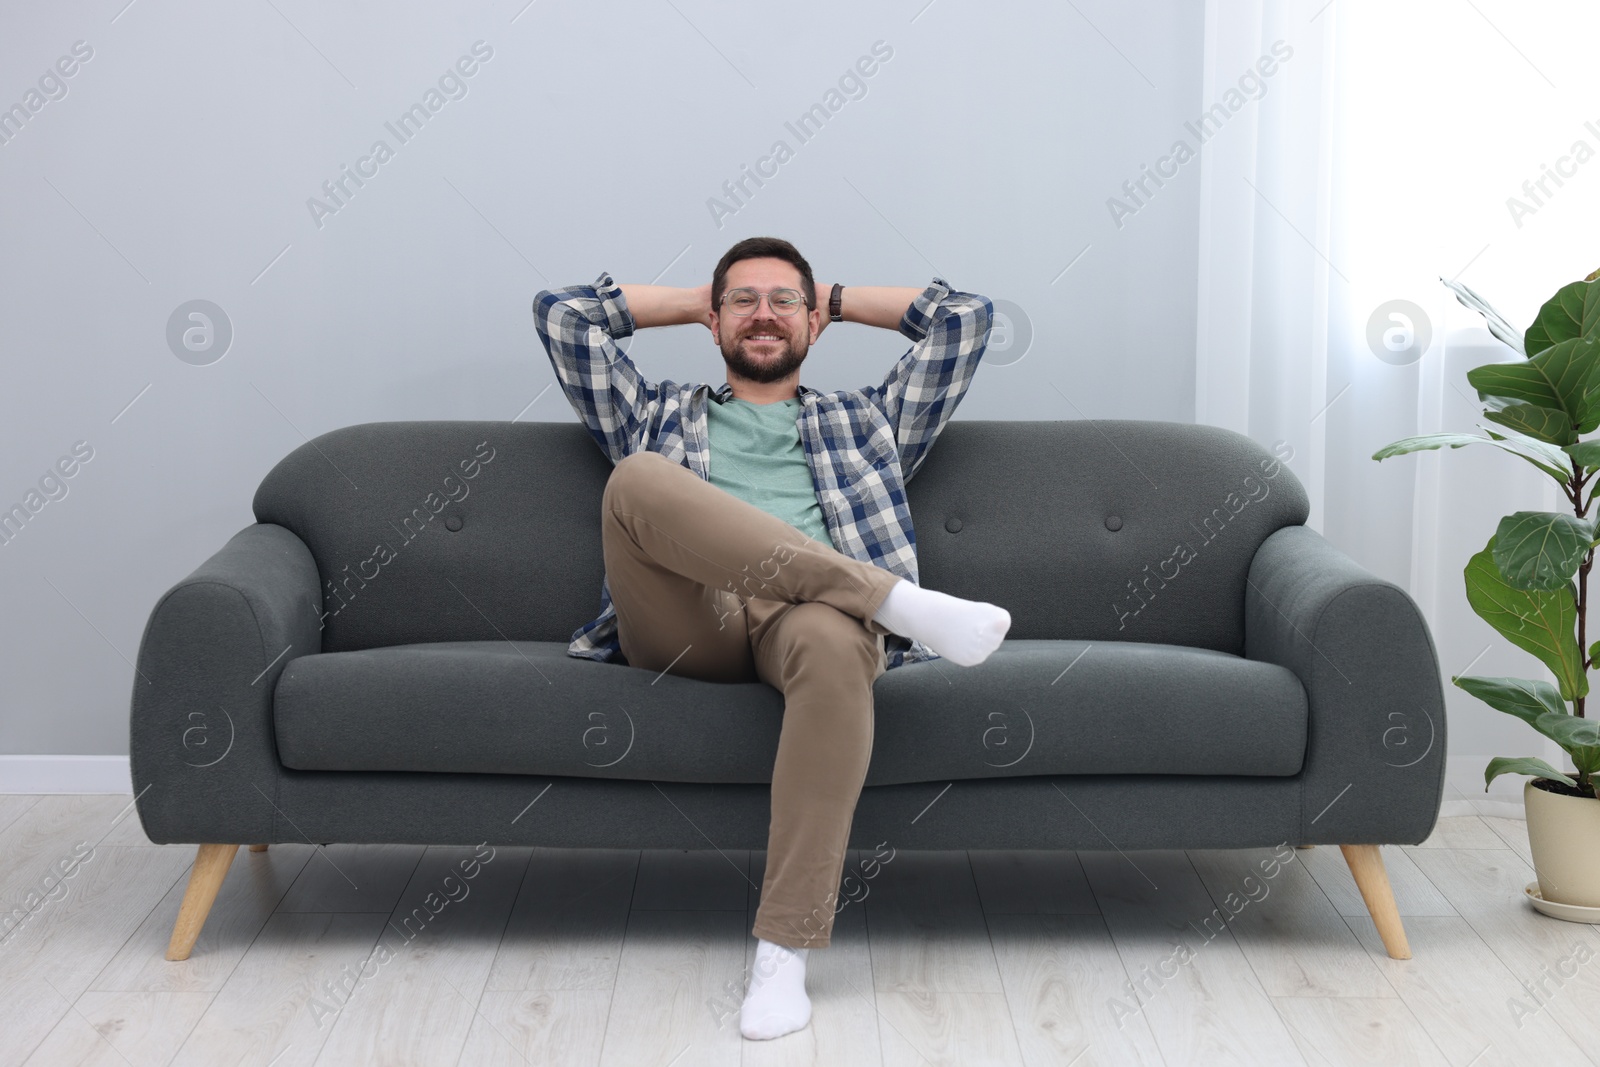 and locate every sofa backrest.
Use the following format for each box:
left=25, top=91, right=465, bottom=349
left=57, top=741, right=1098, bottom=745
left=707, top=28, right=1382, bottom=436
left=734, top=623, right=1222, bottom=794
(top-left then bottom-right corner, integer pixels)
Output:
left=253, top=419, right=1308, bottom=656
